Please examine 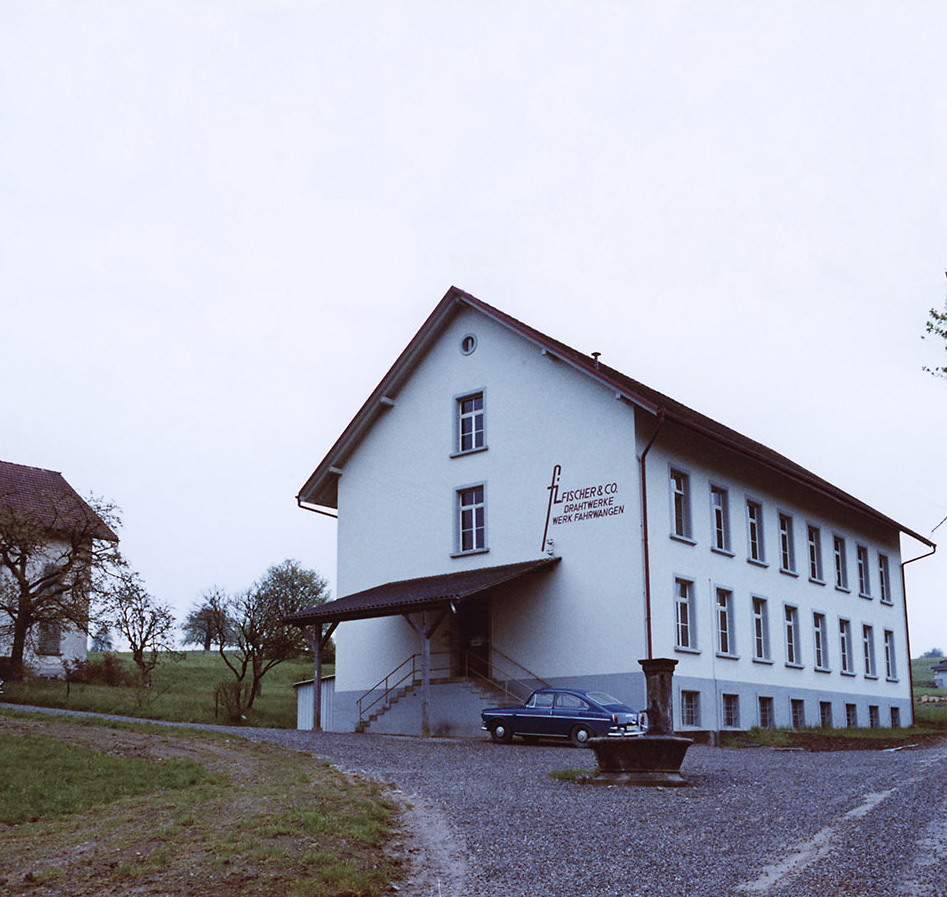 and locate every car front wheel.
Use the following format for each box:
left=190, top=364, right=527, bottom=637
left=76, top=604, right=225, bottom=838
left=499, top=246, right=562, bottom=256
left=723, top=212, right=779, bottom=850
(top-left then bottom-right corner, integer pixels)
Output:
left=570, top=724, right=593, bottom=747
left=489, top=721, right=514, bottom=744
